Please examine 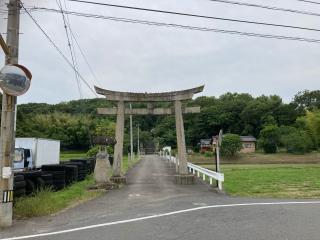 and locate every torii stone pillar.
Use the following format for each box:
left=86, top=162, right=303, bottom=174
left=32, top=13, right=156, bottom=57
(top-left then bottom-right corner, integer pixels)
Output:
left=113, top=101, right=125, bottom=179
left=174, top=100, right=188, bottom=175
left=95, top=85, right=204, bottom=184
